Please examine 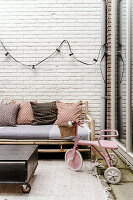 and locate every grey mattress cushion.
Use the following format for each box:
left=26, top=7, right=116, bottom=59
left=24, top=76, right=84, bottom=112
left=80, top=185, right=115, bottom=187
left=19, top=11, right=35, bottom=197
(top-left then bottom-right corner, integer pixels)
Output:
left=0, top=124, right=90, bottom=140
